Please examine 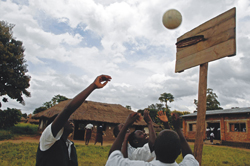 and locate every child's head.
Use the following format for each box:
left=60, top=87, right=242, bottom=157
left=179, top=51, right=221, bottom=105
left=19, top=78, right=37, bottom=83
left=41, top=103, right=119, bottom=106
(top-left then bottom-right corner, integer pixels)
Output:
left=155, top=129, right=181, bottom=163
left=128, top=130, right=148, bottom=148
